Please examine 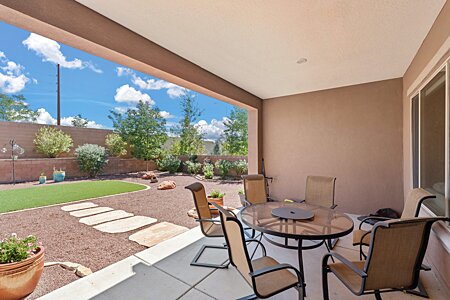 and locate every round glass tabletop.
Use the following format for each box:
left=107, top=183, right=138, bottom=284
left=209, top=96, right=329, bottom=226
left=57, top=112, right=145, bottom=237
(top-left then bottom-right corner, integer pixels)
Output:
left=240, top=202, right=354, bottom=240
